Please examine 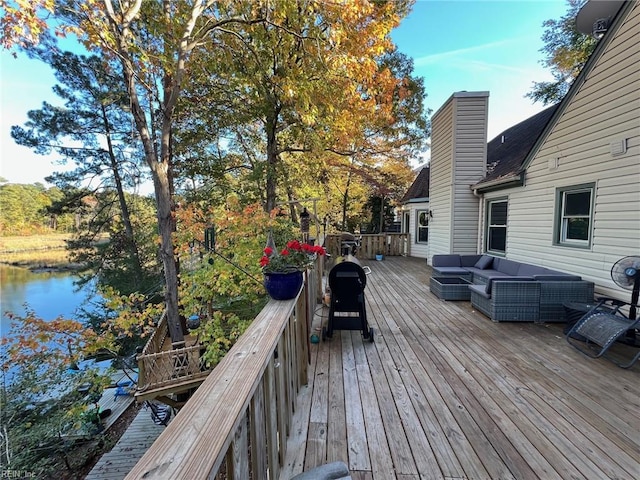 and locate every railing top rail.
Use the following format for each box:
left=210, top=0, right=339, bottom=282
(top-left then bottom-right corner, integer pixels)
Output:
left=137, top=342, right=203, bottom=360
left=125, top=296, right=298, bottom=479
left=141, top=310, right=168, bottom=356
